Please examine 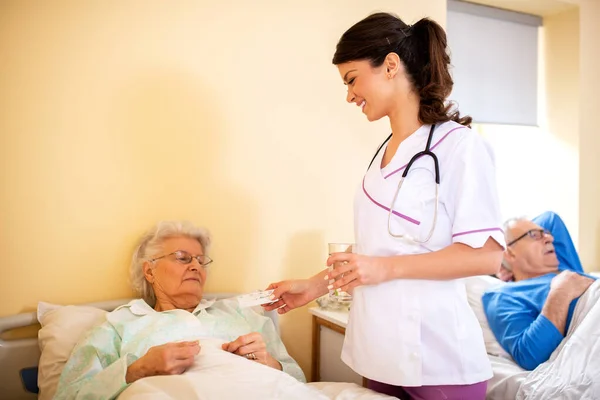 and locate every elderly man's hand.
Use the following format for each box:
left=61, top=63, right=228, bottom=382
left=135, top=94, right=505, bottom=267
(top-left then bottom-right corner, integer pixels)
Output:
left=125, top=341, right=200, bottom=383
left=222, top=333, right=282, bottom=370
left=551, top=270, right=595, bottom=300
left=496, top=266, right=514, bottom=282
